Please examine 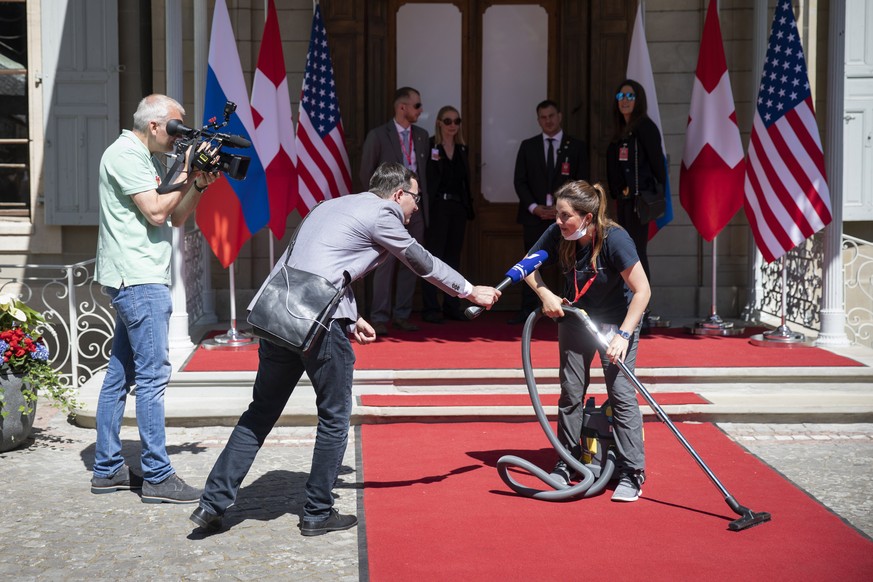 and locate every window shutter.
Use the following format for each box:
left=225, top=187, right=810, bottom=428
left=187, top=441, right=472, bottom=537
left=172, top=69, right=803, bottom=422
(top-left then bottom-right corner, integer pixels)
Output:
left=42, top=0, right=119, bottom=225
